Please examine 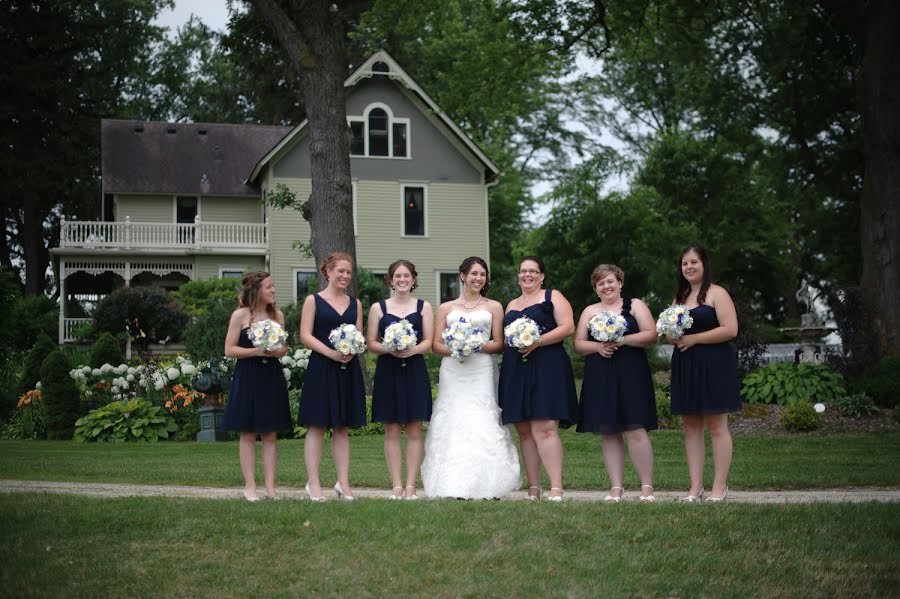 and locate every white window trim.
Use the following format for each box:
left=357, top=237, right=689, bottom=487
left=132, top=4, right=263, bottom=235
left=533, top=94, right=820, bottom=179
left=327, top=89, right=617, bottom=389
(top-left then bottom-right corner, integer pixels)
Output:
left=435, top=270, right=461, bottom=307
left=218, top=267, right=245, bottom=279
left=351, top=180, right=358, bottom=236
left=173, top=195, right=201, bottom=223
left=293, top=268, right=318, bottom=302
left=400, top=183, right=428, bottom=238
left=346, top=102, right=412, bottom=159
